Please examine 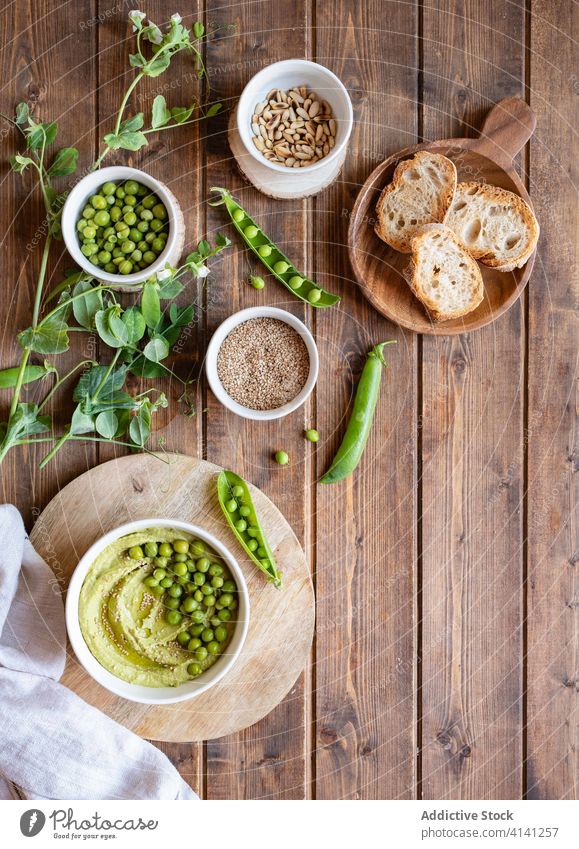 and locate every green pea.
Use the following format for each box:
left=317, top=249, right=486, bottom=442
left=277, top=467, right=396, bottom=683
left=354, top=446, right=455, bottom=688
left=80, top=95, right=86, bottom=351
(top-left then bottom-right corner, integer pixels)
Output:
left=187, top=638, right=202, bottom=651
left=173, top=562, right=188, bottom=577
left=196, top=557, right=210, bottom=573
left=168, top=584, right=183, bottom=598
left=190, top=610, right=205, bottom=624
left=152, top=203, right=167, bottom=219
left=206, top=641, right=220, bottom=655
left=154, top=555, right=169, bottom=568
left=274, top=450, right=289, bottom=465
left=193, top=590, right=204, bottom=603
left=124, top=195, right=137, bottom=207
left=247, top=538, right=258, bottom=552
left=222, top=580, right=236, bottom=593
left=257, top=547, right=267, bottom=558
left=151, top=584, right=164, bottom=597
left=203, top=595, right=216, bottom=607
left=109, top=206, right=122, bottom=222
left=153, top=568, right=166, bottom=580
left=185, top=560, right=196, bottom=572
left=208, top=564, right=223, bottom=577
left=195, top=647, right=208, bottom=661
left=152, top=237, right=165, bottom=253
left=165, top=597, right=180, bottom=610
left=102, top=181, right=116, bottom=196
left=235, top=519, right=247, bottom=533
left=273, top=260, right=289, bottom=274
left=124, top=180, right=139, bottom=195
left=190, top=540, right=205, bottom=556
left=247, top=527, right=259, bottom=538
left=150, top=218, right=163, bottom=232
left=239, top=505, right=251, bottom=518
left=201, top=584, right=213, bottom=596
left=214, top=625, right=228, bottom=642
left=130, top=249, right=143, bottom=262
left=166, top=610, right=182, bottom=625
left=129, top=545, right=144, bottom=560
left=104, top=263, right=116, bottom=273
left=160, top=577, right=173, bottom=589
left=258, top=244, right=272, bottom=257
left=172, top=553, right=188, bottom=563
left=232, top=208, right=245, bottom=222
left=220, top=593, right=234, bottom=608
left=187, top=663, right=202, bottom=677
left=211, top=576, right=224, bottom=589
left=193, top=572, right=206, bottom=586
left=97, top=250, right=111, bottom=264
left=218, top=608, right=232, bottom=622
left=143, top=251, right=156, bottom=264
left=82, top=226, right=96, bottom=240
left=244, top=225, right=259, bottom=239
left=250, top=275, right=265, bottom=290
left=181, top=596, right=198, bottom=613
left=144, top=576, right=159, bottom=588
left=77, top=219, right=87, bottom=232
left=305, top=428, right=319, bottom=442
left=119, top=260, right=133, bottom=274
left=90, top=194, right=107, bottom=209
left=159, top=543, right=173, bottom=557
left=177, top=630, right=191, bottom=646
left=307, top=288, right=322, bottom=303
left=141, top=194, right=155, bottom=208
left=288, top=275, right=304, bottom=290
left=94, top=210, right=110, bottom=227
left=226, top=498, right=238, bottom=513
left=190, top=624, right=204, bottom=637
left=201, top=628, right=214, bottom=643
